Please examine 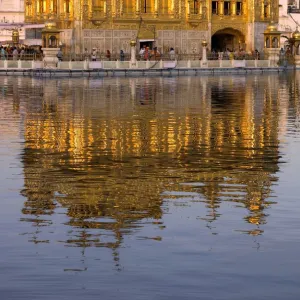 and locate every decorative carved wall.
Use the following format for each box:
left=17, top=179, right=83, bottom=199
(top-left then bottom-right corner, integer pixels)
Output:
left=157, top=30, right=208, bottom=53
left=82, top=29, right=136, bottom=53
